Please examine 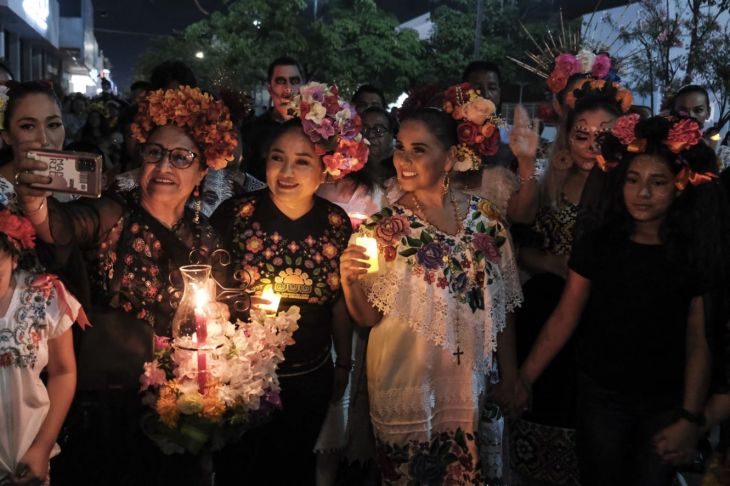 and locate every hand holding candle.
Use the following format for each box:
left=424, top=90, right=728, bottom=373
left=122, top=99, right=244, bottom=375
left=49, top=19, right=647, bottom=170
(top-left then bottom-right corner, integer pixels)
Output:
left=355, top=236, right=379, bottom=273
